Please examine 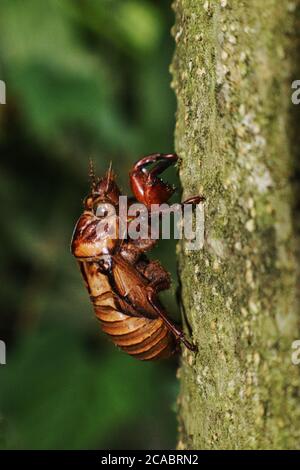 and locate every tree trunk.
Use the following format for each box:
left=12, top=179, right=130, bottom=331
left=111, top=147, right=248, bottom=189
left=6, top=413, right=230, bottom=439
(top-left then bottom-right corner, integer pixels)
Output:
left=171, top=0, right=300, bottom=450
